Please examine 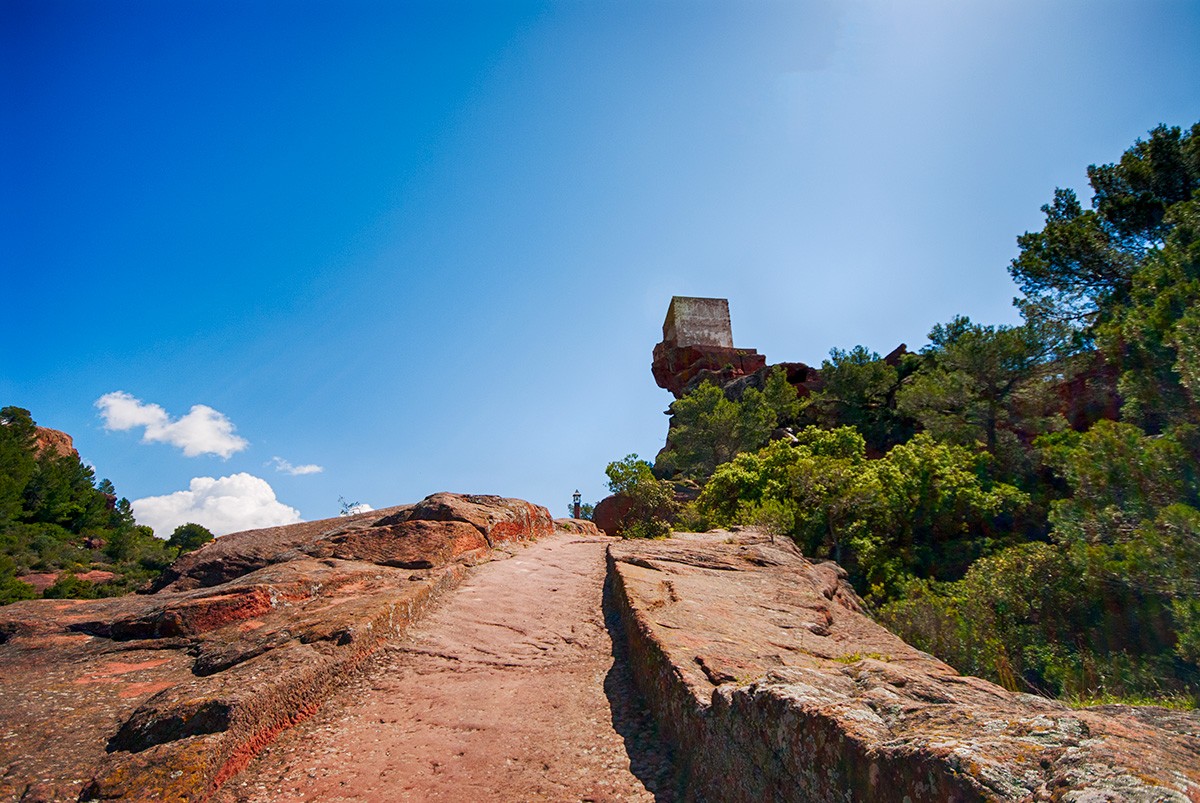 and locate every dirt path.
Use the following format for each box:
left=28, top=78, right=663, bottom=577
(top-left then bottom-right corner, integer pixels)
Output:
left=218, top=533, right=674, bottom=802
